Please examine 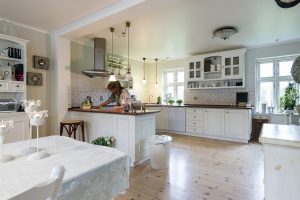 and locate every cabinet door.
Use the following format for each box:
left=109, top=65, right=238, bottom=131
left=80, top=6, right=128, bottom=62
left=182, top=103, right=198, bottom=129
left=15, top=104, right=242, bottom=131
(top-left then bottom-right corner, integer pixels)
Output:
left=72, top=113, right=94, bottom=142
left=204, top=109, right=224, bottom=136
left=224, top=109, right=250, bottom=140
left=162, top=108, right=169, bottom=130
left=168, top=108, right=186, bottom=132
left=146, top=107, right=163, bottom=130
